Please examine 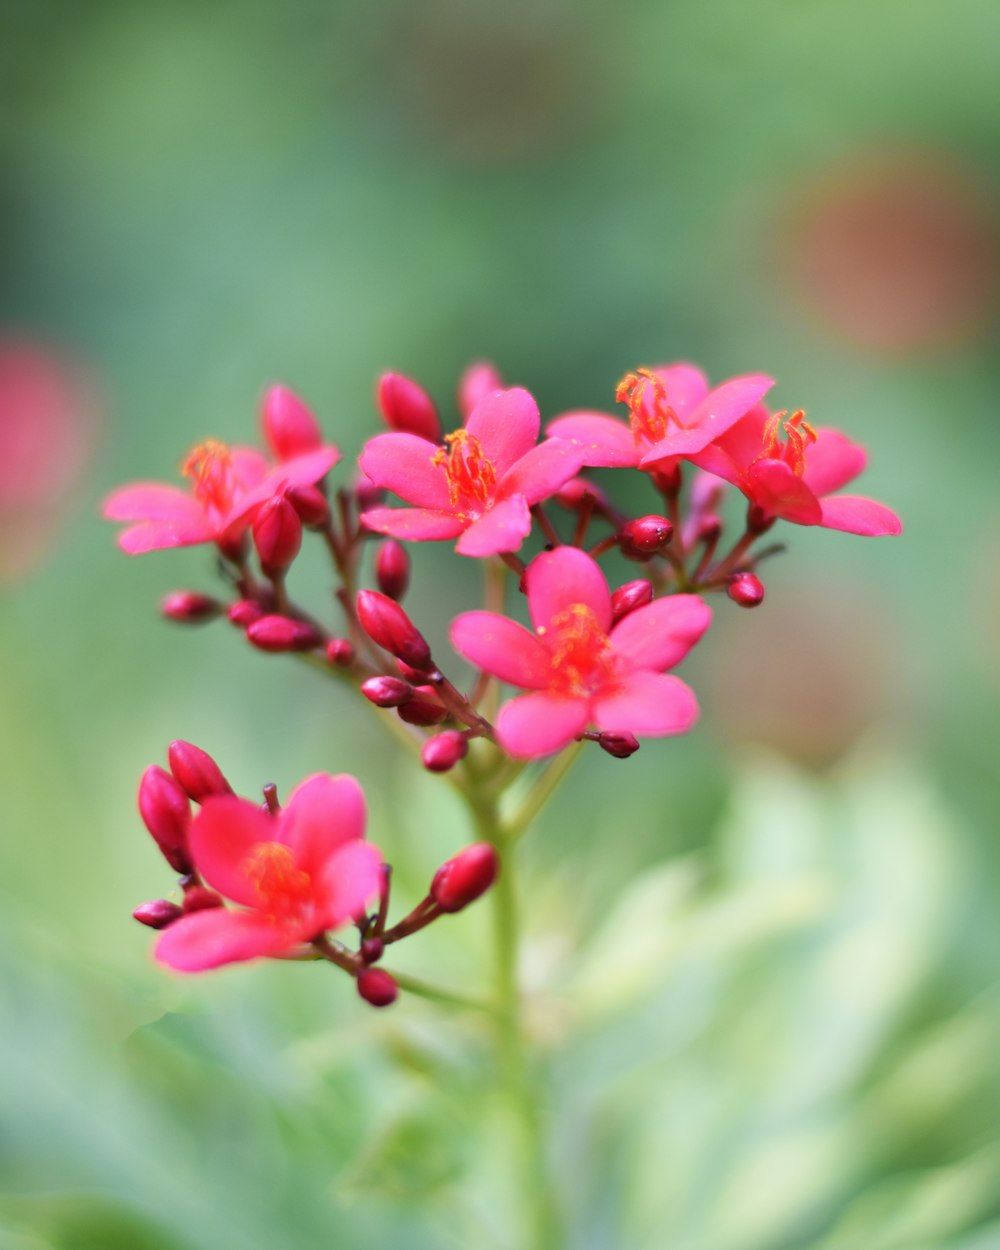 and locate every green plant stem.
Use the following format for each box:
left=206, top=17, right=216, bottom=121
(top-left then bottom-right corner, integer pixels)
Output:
left=506, top=741, right=583, bottom=843
left=389, top=971, right=495, bottom=1015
